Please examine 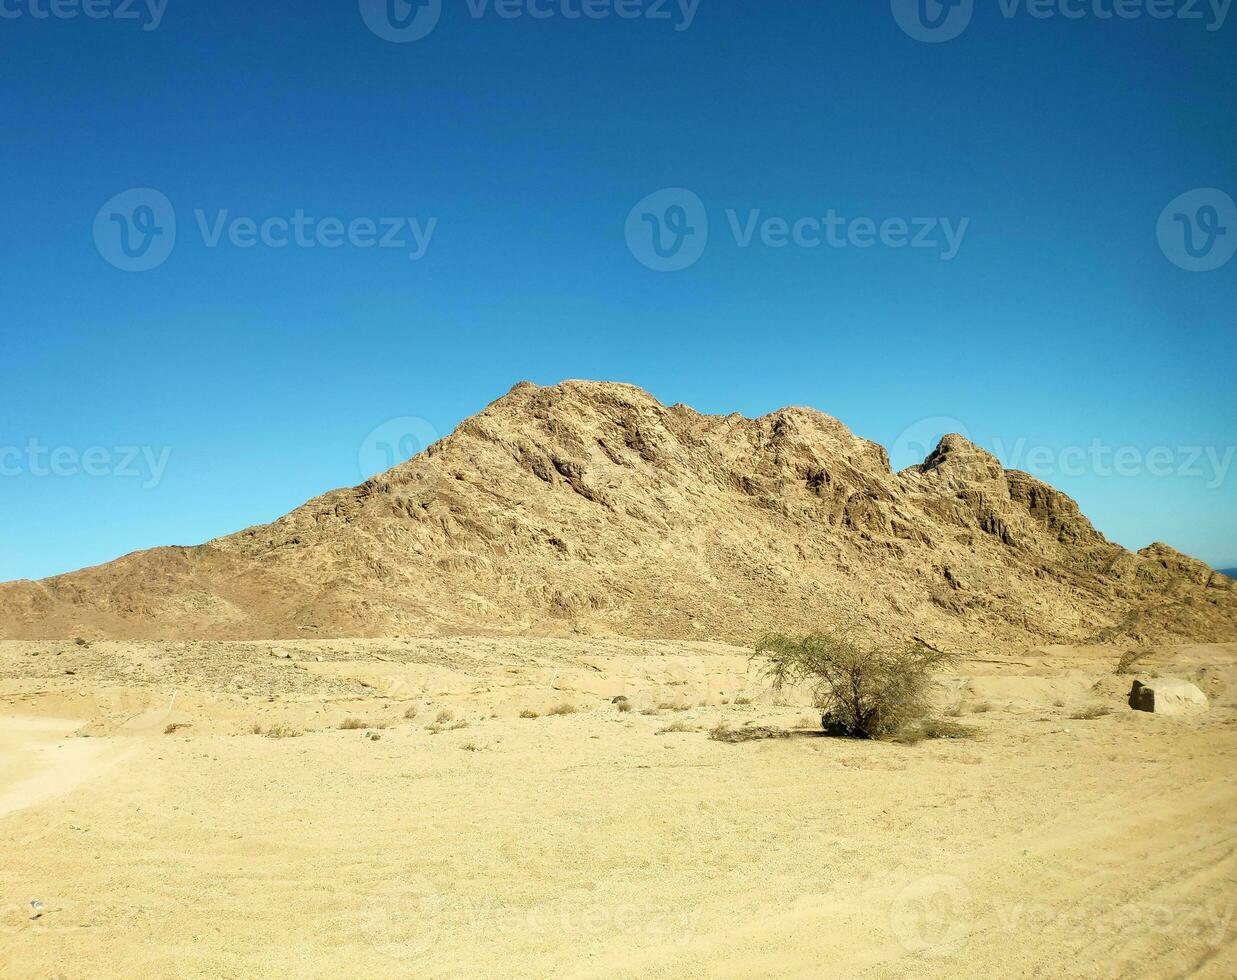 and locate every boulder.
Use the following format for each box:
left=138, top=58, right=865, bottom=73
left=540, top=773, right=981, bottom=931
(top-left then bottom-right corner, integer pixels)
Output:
left=1129, top=678, right=1208, bottom=715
